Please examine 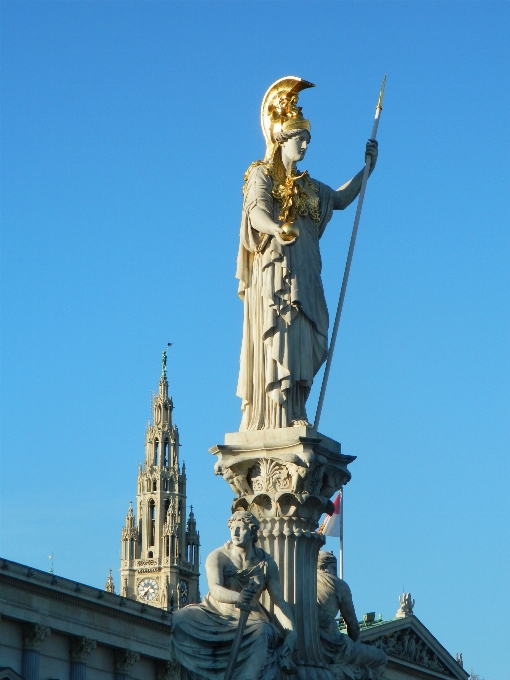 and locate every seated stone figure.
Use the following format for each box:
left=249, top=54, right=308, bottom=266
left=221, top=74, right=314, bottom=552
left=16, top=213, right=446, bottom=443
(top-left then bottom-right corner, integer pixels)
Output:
left=170, top=511, right=296, bottom=680
left=317, top=551, right=387, bottom=680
